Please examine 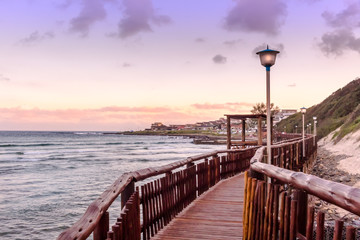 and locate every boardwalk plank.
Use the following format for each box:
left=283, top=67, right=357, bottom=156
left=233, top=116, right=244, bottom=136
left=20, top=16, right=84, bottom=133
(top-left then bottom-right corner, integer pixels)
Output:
left=151, top=173, right=244, bottom=240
